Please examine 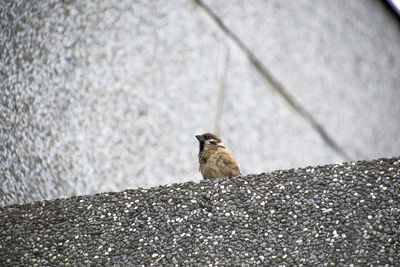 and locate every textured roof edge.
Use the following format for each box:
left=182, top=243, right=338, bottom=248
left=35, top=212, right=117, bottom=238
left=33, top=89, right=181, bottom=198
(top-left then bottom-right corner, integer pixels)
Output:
left=2, top=156, right=399, bottom=209
left=1, top=156, right=399, bottom=265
